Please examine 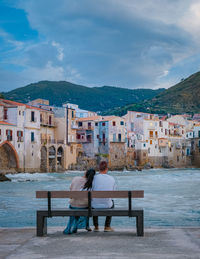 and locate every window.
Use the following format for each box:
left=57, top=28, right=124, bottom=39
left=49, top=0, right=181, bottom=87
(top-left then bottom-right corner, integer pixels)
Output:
left=22, top=111, right=24, bottom=116
left=6, top=130, right=12, bottom=141
left=143, top=144, right=146, bottom=147
left=87, top=135, right=92, bottom=142
left=31, top=111, right=35, bottom=122
left=159, top=121, right=163, bottom=127
left=155, top=131, right=158, bottom=137
left=31, top=132, right=35, bottom=142
left=88, top=122, right=91, bottom=128
left=131, top=123, right=134, bottom=131
left=40, top=114, right=42, bottom=122
left=19, top=111, right=21, bottom=115
left=120, top=121, right=124, bottom=125
left=177, top=156, right=179, bottom=162
left=165, top=129, right=168, bottom=135
left=148, top=148, right=150, bottom=154
left=112, top=121, right=116, bottom=126
left=4, top=108, right=8, bottom=120
left=118, top=134, right=121, bottom=142
left=17, top=131, right=23, bottom=142
left=149, top=131, right=153, bottom=138
left=77, top=134, right=81, bottom=140
left=97, top=135, right=99, bottom=139
left=102, top=122, right=105, bottom=126
left=103, top=133, right=106, bottom=143
left=72, top=110, right=74, bottom=118
left=150, top=140, right=152, bottom=145
left=49, top=116, right=52, bottom=125
left=78, top=122, right=82, bottom=127
left=95, top=122, right=98, bottom=126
